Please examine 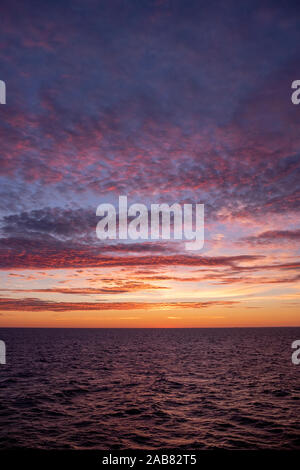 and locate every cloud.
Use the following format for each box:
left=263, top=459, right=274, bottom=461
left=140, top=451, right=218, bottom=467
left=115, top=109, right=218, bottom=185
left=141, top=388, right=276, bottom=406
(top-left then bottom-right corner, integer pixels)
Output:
left=241, top=229, right=300, bottom=245
left=0, top=233, right=261, bottom=269
left=0, top=281, right=168, bottom=295
left=1, top=0, right=300, bottom=222
left=0, top=297, right=240, bottom=312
